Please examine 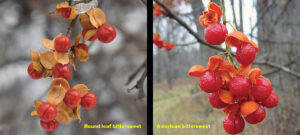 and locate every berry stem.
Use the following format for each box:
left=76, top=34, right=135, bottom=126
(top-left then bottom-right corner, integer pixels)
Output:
left=222, top=0, right=238, bottom=70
